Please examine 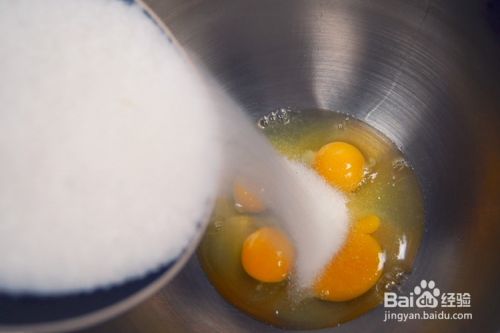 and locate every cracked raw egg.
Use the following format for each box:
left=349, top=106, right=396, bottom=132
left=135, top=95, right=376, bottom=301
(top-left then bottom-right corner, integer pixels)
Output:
left=314, top=141, right=366, bottom=192
left=198, top=110, right=424, bottom=329
left=241, top=227, right=294, bottom=283
left=314, top=215, right=384, bottom=302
